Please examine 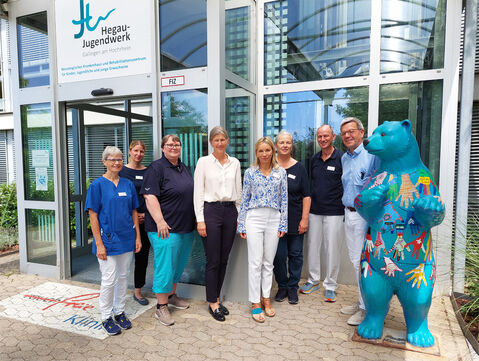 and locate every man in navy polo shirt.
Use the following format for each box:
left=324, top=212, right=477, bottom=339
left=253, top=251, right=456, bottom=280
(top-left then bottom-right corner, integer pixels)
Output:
left=300, top=125, right=344, bottom=304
